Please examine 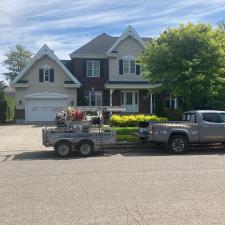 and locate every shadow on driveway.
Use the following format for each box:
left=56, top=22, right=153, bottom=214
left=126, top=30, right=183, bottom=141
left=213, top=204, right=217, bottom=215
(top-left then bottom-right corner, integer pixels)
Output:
left=10, top=145, right=225, bottom=161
